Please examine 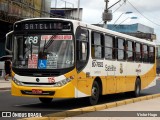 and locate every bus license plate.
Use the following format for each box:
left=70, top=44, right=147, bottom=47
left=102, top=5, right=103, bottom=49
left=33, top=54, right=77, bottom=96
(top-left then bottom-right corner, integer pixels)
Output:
left=32, top=89, right=43, bottom=94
